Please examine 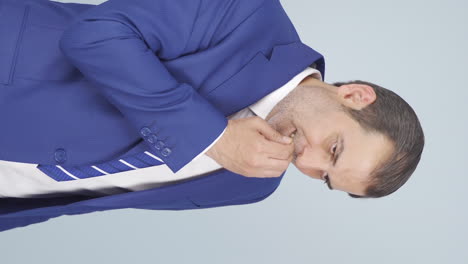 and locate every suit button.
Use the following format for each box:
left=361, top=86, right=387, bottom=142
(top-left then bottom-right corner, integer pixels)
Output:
left=147, top=134, right=158, bottom=144
left=54, top=148, right=67, bottom=163
left=154, top=140, right=165, bottom=150
left=161, top=147, right=172, bottom=157
left=140, top=127, right=152, bottom=137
